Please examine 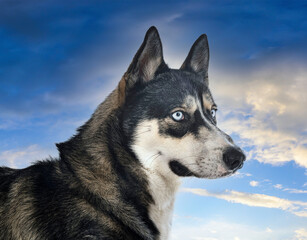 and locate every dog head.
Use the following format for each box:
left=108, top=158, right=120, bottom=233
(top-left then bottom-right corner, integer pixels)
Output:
left=119, top=27, right=245, bottom=179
